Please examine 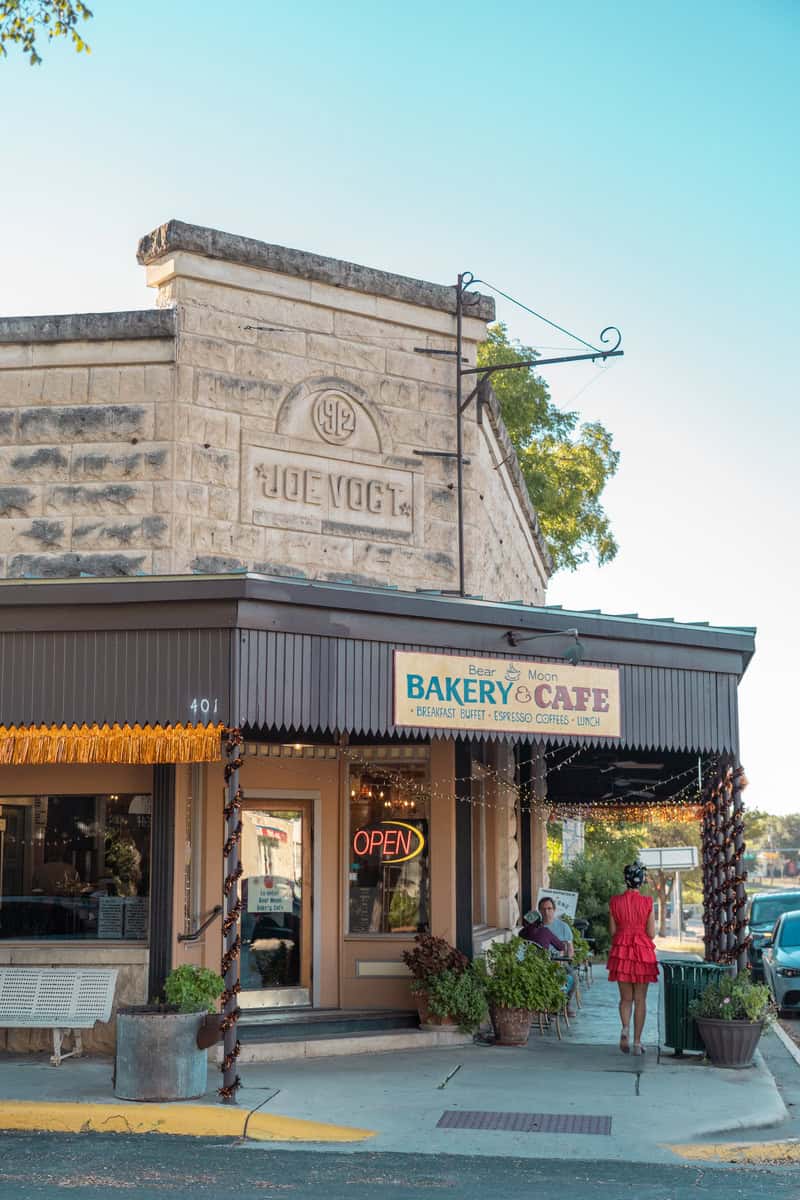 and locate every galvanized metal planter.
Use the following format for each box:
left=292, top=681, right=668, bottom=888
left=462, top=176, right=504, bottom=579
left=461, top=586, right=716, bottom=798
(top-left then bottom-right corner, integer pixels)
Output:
left=694, top=1017, right=763, bottom=1069
left=490, top=1005, right=531, bottom=1046
left=114, top=1007, right=207, bottom=1101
